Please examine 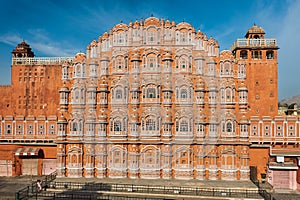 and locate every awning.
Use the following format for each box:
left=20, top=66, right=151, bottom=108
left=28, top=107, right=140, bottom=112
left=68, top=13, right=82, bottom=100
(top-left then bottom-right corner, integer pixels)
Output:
left=14, top=148, right=40, bottom=156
